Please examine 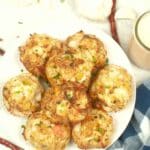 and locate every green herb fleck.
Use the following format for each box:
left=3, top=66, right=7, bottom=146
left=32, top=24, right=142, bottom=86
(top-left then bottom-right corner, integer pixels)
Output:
left=97, top=128, right=104, bottom=134
left=63, top=54, right=74, bottom=59
left=99, top=114, right=103, bottom=118
left=36, top=121, right=42, bottom=126
left=48, top=125, right=52, bottom=128
left=15, top=91, right=21, bottom=94
left=53, top=65, right=57, bottom=68
left=66, top=90, right=73, bottom=100
left=94, top=137, right=99, bottom=142
left=20, top=69, right=24, bottom=72
left=60, top=103, right=65, bottom=107
left=105, top=85, right=110, bottom=88
left=21, top=125, right=25, bottom=129
left=91, top=71, right=97, bottom=77
left=78, top=45, right=83, bottom=49
left=60, top=0, right=65, bottom=3
left=105, top=58, right=109, bottom=65
left=92, top=56, right=97, bottom=63
left=53, top=72, right=61, bottom=79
